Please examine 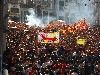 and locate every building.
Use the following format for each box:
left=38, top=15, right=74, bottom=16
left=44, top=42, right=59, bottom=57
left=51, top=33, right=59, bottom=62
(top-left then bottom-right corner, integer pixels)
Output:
left=93, top=0, right=100, bottom=25
left=8, top=0, right=57, bottom=23
left=20, top=0, right=56, bottom=23
left=8, top=0, right=21, bottom=22
left=8, top=0, right=100, bottom=25
left=8, top=0, right=35, bottom=22
left=55, top=0, right=100, bottom=25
